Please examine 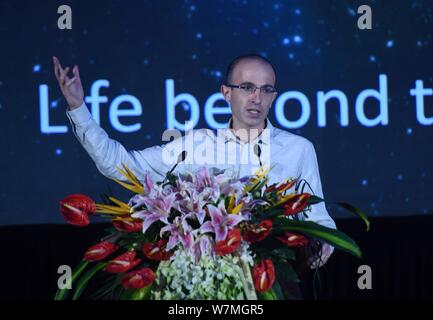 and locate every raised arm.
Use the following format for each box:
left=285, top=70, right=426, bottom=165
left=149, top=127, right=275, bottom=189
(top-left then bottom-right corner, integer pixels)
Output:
left=53, top=56, right=170, bottom=182
left=53, top=56, right=83, bottom=111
